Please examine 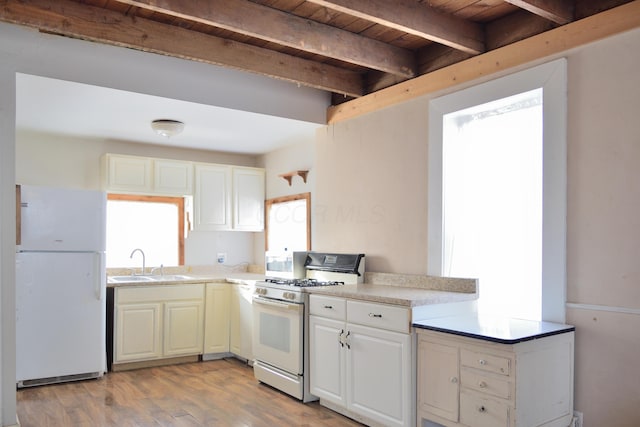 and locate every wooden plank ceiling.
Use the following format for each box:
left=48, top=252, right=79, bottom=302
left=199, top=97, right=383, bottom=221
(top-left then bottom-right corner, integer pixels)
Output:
left=0, top=0, right=633, bottom=105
